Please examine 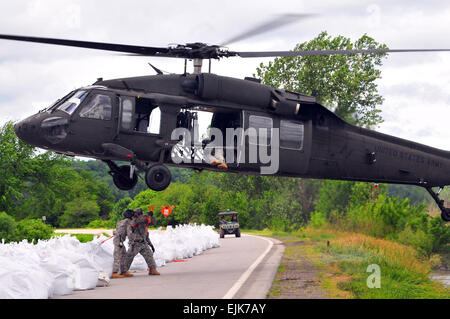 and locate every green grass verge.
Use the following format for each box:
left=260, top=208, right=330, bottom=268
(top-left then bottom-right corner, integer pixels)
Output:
left=52, top=233, right=110, bottom=243
left=245, top=228, right=449, bottom=299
